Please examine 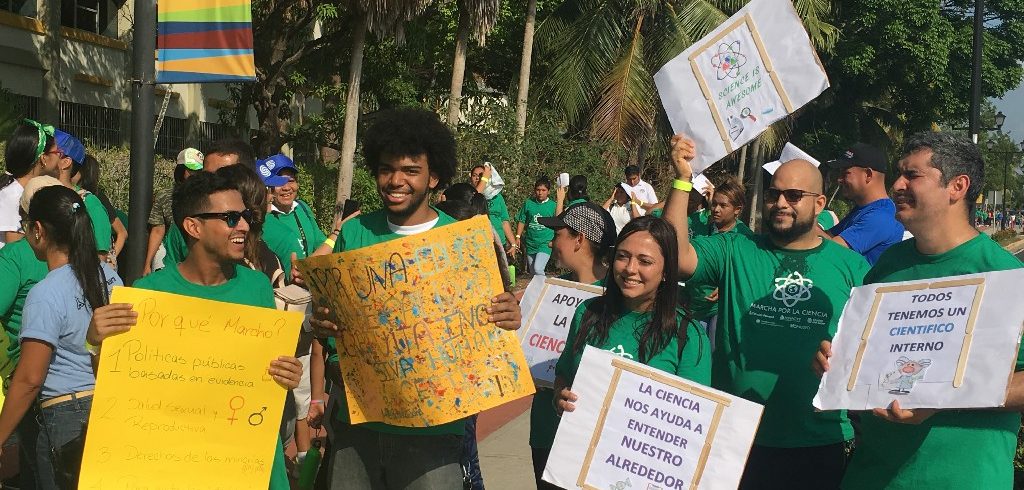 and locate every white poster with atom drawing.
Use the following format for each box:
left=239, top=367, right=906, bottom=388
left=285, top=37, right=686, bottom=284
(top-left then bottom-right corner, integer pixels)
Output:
left=814, top=269, right=1024, bottom=411
left=654, top=0, right=828, bottom=174
left=544, top=347, right=762, bottom=490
